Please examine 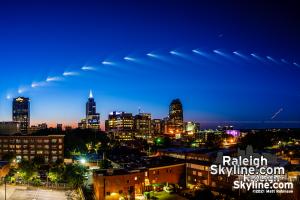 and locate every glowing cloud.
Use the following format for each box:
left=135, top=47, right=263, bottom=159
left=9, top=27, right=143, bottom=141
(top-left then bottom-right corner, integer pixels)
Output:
left=63, top=71, right=79, bottom=76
